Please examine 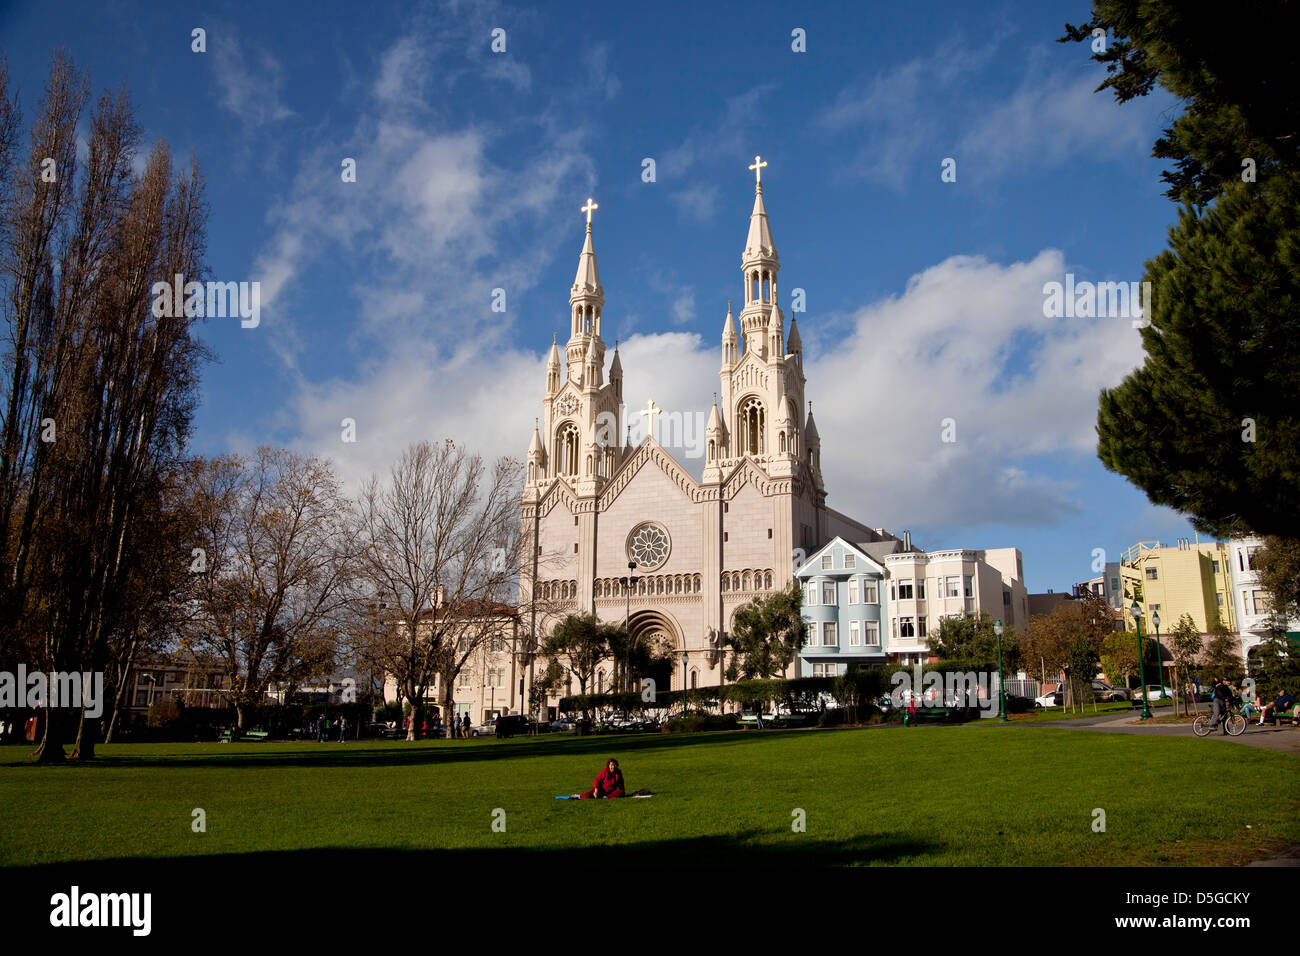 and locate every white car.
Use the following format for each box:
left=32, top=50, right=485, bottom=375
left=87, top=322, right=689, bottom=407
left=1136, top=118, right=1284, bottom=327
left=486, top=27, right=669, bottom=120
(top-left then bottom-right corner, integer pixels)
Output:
left=1035, top=691, right=1063, bottom=708
left=1133, top=685, right=1169, bottom=701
